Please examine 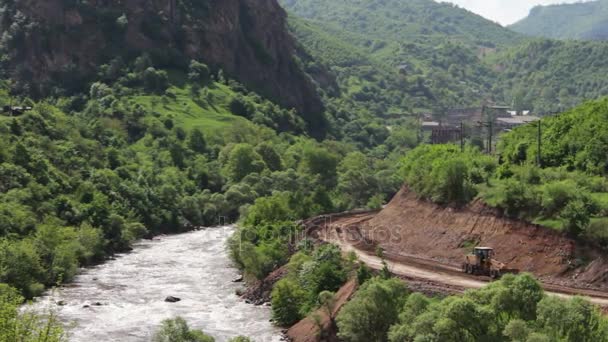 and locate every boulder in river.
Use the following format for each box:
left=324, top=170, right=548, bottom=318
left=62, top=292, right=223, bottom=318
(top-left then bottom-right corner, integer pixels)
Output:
left=165, top=296, right=181, bottom=303
left=56, top=301, right=67, bottom=306
left=232, top=275, right=244, bottom=283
